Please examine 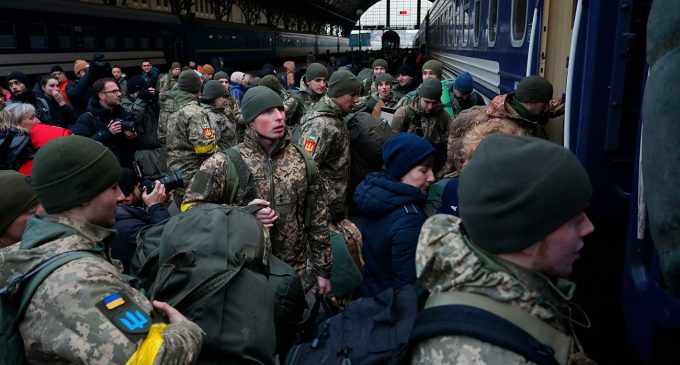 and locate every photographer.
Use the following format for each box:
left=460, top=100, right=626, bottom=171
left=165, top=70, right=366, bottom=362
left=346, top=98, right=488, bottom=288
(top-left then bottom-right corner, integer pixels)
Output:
left=112, top=168, right=170, bottom=272
left=71, top=78, right=138, bottom=167
left=122, top=75, right=160, bottom=148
